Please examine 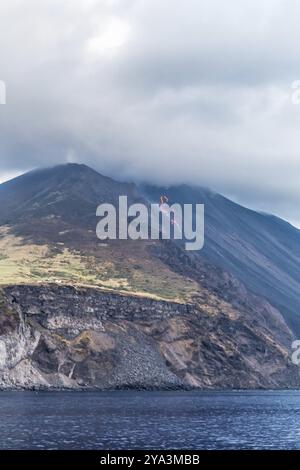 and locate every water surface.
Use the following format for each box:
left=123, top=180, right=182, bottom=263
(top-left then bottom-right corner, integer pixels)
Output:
left=0, top=390, right=299, bottom=449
